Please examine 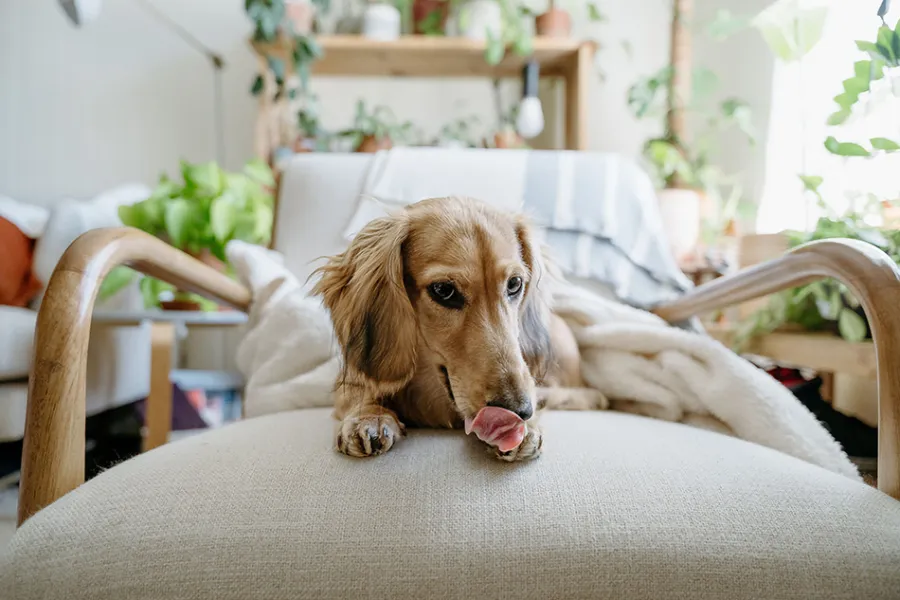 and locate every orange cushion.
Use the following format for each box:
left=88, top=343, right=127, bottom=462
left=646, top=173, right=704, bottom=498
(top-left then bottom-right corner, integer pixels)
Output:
left=0, top=216, right=42, bottom=306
